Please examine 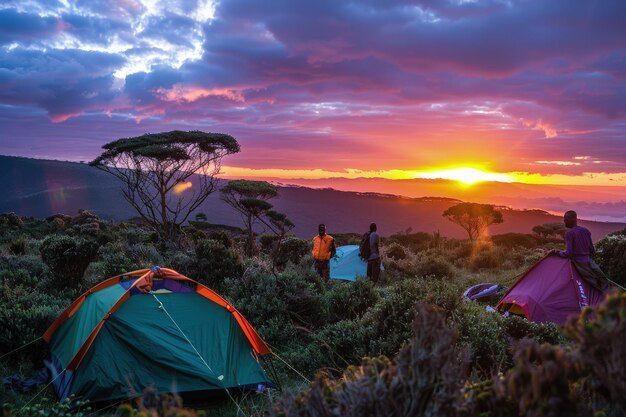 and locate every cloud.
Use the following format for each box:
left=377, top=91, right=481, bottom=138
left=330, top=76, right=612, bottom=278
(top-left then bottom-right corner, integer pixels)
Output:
left=0, top=0, right=625, bottom=181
